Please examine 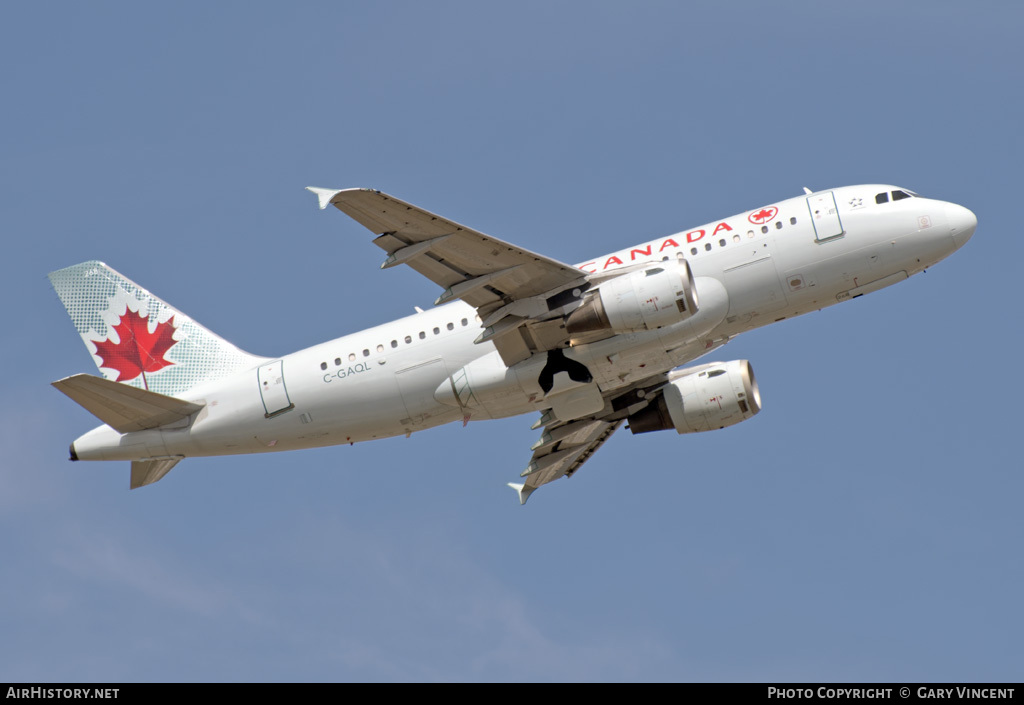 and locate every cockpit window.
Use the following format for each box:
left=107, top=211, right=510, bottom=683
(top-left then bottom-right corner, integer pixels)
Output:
left=875, top=192, right=889, bottom=204
left=892, top=190, right=913, bottom=201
